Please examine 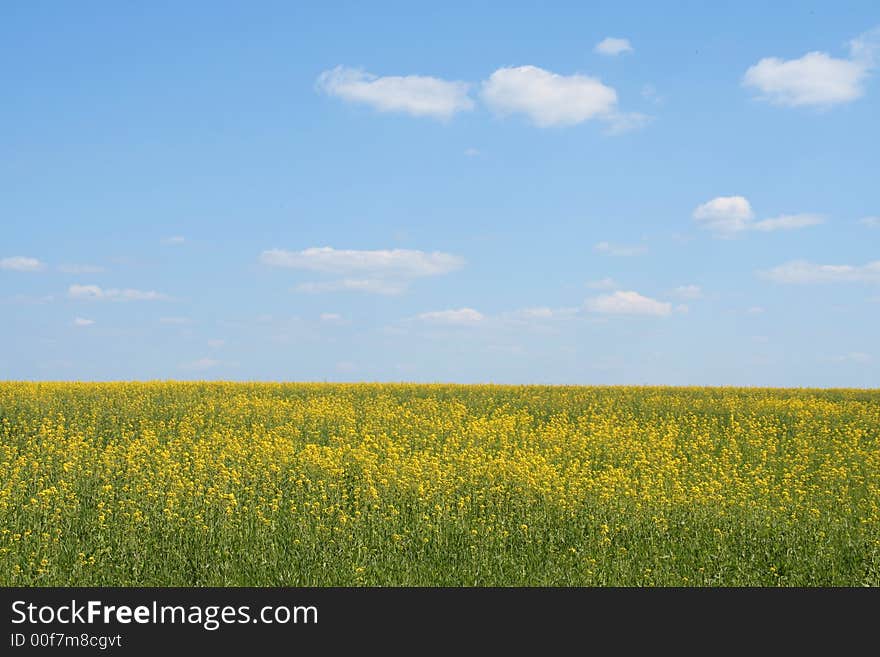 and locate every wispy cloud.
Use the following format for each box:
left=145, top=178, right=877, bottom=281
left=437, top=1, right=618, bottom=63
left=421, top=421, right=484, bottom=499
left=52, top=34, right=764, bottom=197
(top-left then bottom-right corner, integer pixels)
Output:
left=594, top=37, right=633, bottom=56
left=261, top=247, right=463, bottom=276
left=263, top=247, right=464, bottom=295
left=72, top=317, right=95, bottom=327
left=829, top=352, right=872, bottom=364
left=673, top=284, right=703, bottom=300
left=1, top=256, right=45, bottom=272
left=317, top=66, right=474, bottom=120
left=162, top=236, right=186, bottom=245
left=416, top=308, right=485, bottom=325
left=594, top=241, right=647, bottom=257
left=503, top=307, right=579, bottom=324
left=58, top=264, right=105, bottom=274
left=760, top=260, right=880, bottom=284
left=693, top=196, right=823, bottom=237
left=296, top=279, right=407, bottom=295
left=752, top=213, right=825, bottom=232
left=586, top=277, right=618, bottom=290
left=180, top=357, right=221, bottom=371
left=860, top=216, right=880, bottom=227
left=68, top=284, right=170, bottom=301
